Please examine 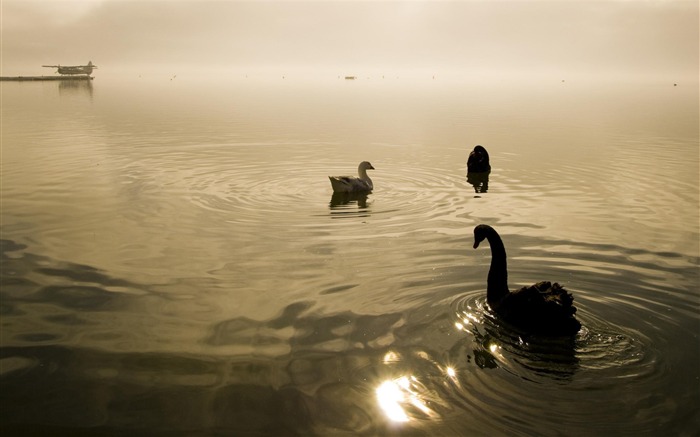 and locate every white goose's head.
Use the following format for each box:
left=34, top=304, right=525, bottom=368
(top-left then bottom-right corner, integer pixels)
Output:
left=358, top=161, right=375, bottom=173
